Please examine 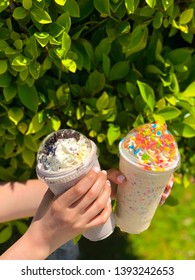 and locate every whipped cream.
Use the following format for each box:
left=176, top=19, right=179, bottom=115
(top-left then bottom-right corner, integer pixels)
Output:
left=120, top=122, right=180, bottom=172
left=37, top=129, right=92, bottom=172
